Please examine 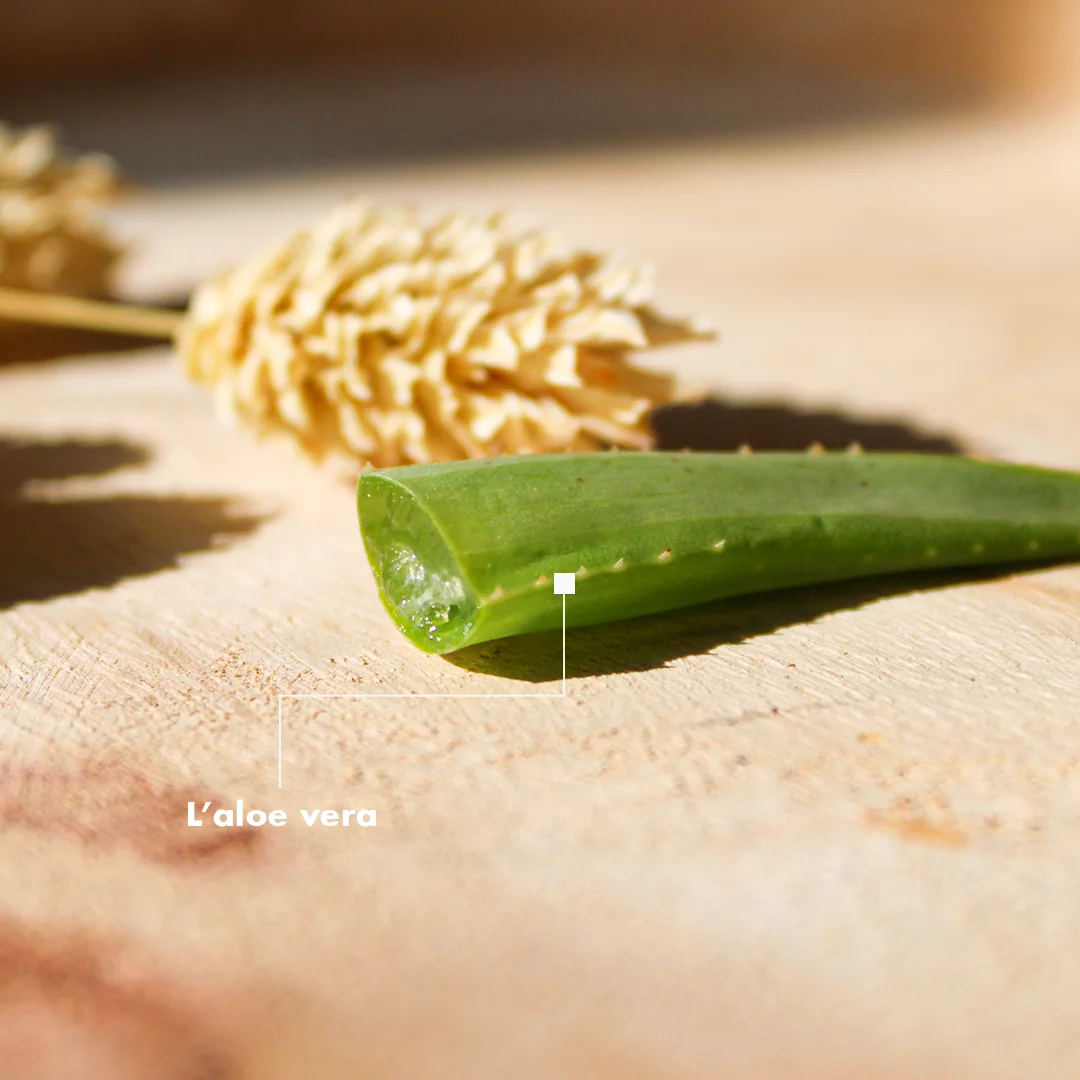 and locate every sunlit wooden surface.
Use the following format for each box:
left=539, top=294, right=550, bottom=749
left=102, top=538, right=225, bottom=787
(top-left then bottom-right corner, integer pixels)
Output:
left=3, top=105, right=1080, bottom=1077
